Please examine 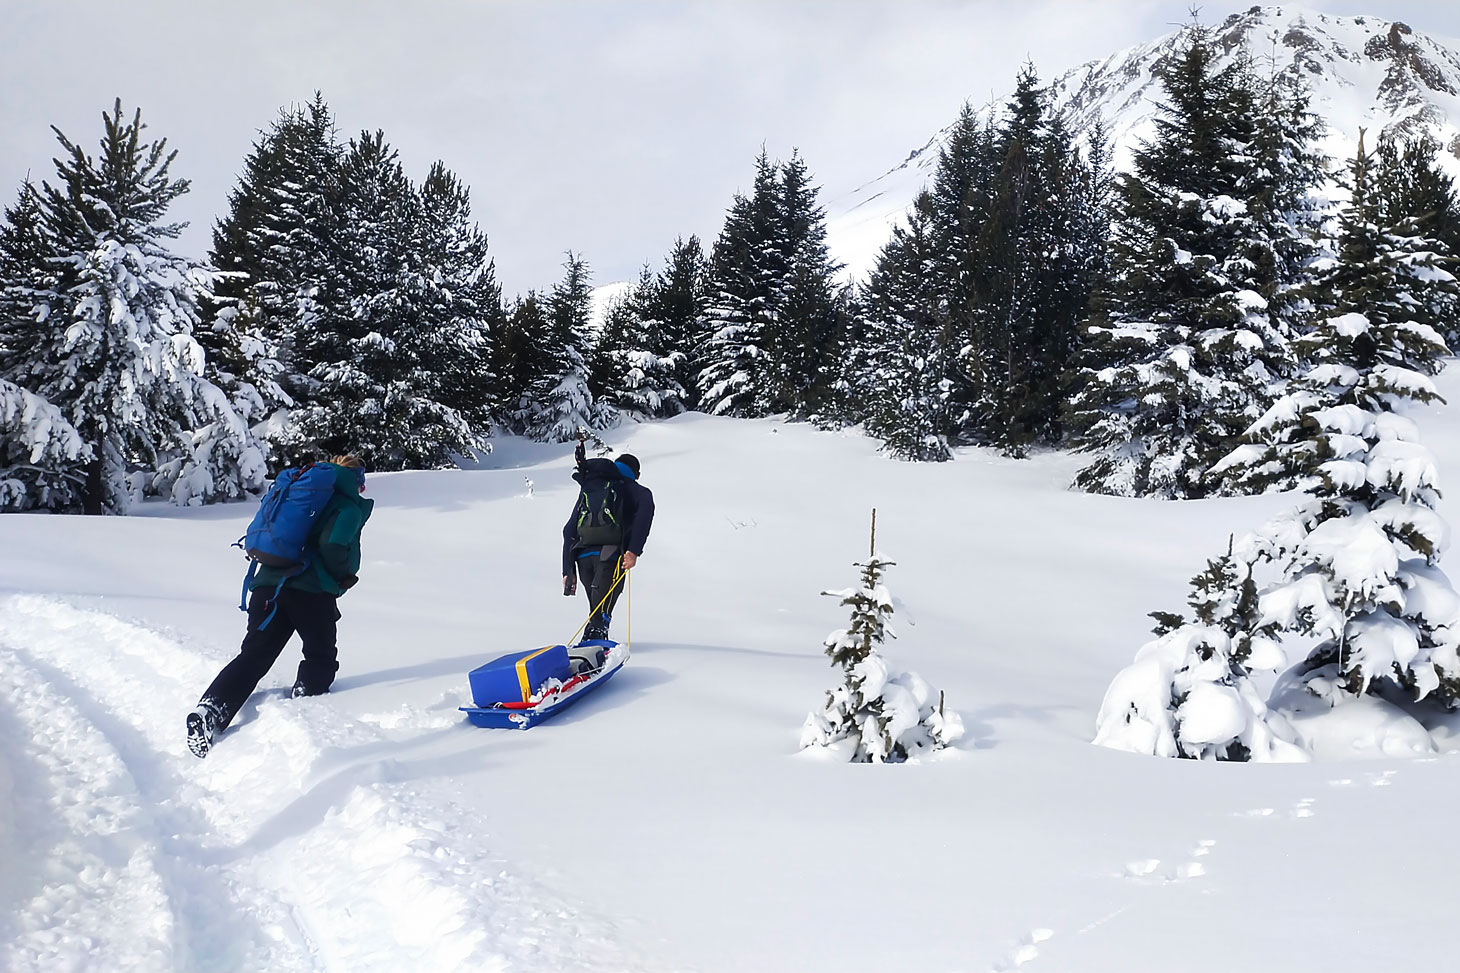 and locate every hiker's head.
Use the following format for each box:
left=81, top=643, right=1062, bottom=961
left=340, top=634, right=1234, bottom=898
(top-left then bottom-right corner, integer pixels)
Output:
left=331, top=454, right=366, bottom=492
left=615, top=454, right=640, bottom=480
